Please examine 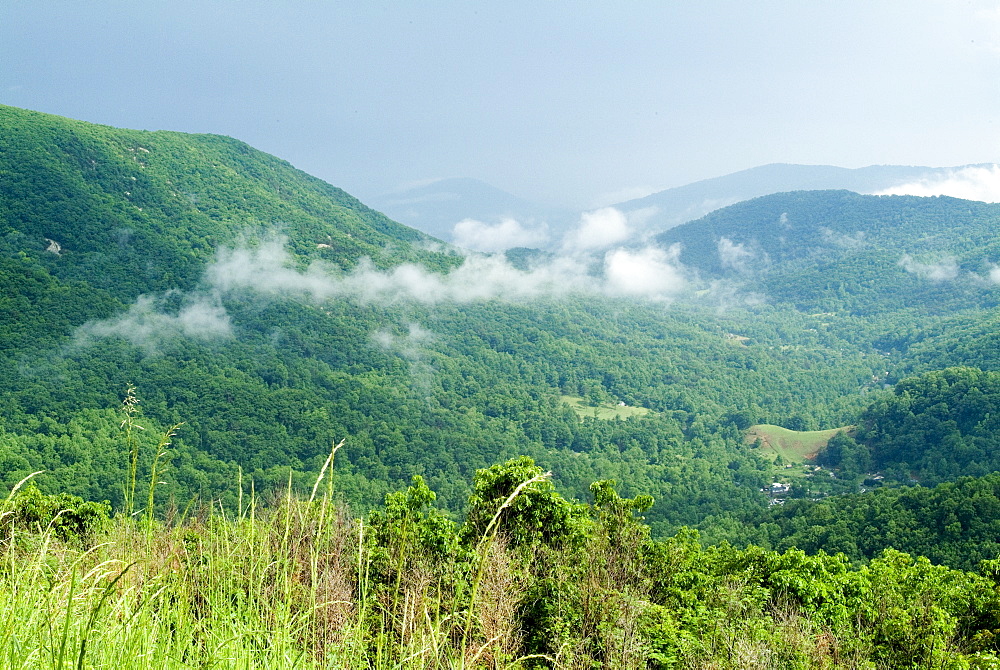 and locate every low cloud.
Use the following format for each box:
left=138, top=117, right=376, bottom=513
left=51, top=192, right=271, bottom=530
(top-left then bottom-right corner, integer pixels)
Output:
left=373, top=322, right=436, bottom=383
left=621, top=206, right=660, bottom=229
left=451, top=217, right=548, bottom=252
left=373, top=322, right=438, bottom=391
left=990, top=265, right=1000, bottom=284
left=209, top=238, right=591, bottom=303
left=209, top=236, right=687, bottom=304
left=373, top=322, right=435, bottom=352
left=704, top=279, right=766, bottom=311
left=77, top=233, right=693, bottom=350
left=604, top=245, right=686, bottom=301
left=717, top=237, right=756, bottom=273
left=875, top=165, right=1000, bottom=202
left=821, top=227, right=865, bottom=249
left=619, top=206, right=663, bottom=240
left=75, top=292, right=231, bottom=352
left=899, top=254, right=959, bottom=281
left=207, top=240, right=340, bottom=298
left=560, top=207, right=631, bottom=253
